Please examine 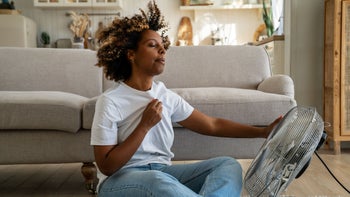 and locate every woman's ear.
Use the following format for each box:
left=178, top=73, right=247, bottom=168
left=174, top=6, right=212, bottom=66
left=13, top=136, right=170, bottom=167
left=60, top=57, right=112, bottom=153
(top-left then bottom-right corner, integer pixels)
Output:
left=127, top=50, right=135, bottom=63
